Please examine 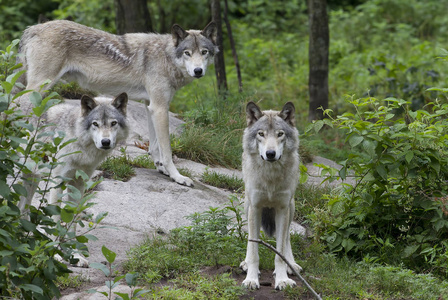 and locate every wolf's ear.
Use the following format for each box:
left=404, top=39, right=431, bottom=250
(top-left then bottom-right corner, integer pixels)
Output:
left=112, top=92, right=128, bottom=116
left=81, top=95, right=97, bottom=116
left=246, top=101, right=263, bottom=126
left=279, top=102, right=296, bottom=127
left=201, top=21, right=217, bottom=45
left=171, top=24, right=189, bottom=47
